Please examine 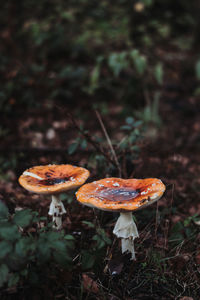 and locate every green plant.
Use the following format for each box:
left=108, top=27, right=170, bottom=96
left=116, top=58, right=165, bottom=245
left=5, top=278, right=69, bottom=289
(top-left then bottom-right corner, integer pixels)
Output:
left=169, top=214, right=200, bottom=246
left=0, top=202, right=74, bottom=288
left=119, top=116, right=143, bottom=150
left=68, top=131, right=88, bottom=155
left=135, top=91, right=162, bottom=126
left=68, top=114, right=144, bottom=177
left=81, top=221, right=111, bottom=270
